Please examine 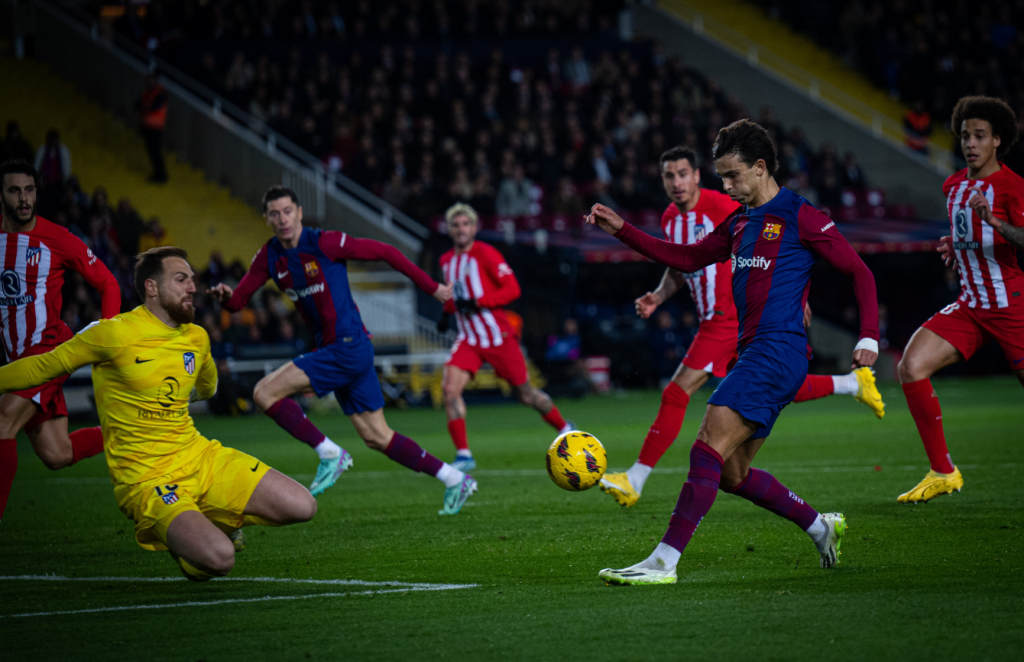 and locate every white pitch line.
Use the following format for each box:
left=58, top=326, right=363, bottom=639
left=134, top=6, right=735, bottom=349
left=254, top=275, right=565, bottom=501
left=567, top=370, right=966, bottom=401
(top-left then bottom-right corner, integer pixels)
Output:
left=0, top=575, right=478, bottom=590
left=1, top=585, right=473, bottom=619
